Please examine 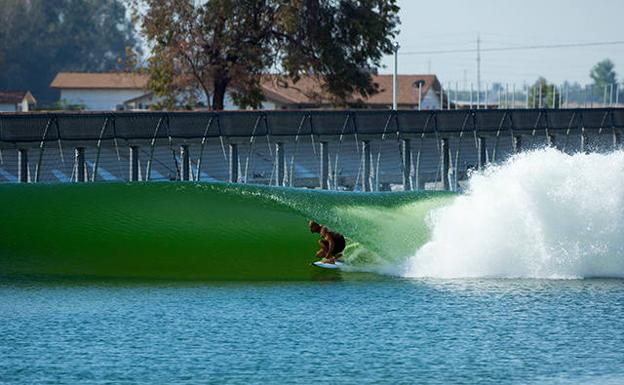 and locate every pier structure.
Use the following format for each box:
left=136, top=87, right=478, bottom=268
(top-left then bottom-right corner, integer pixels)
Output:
left=0, top=108, right=622, bottom=190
